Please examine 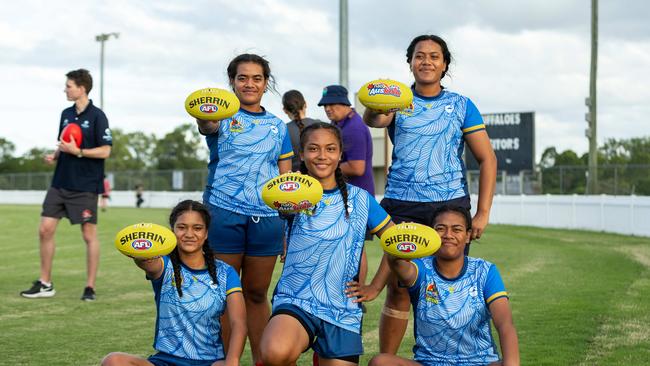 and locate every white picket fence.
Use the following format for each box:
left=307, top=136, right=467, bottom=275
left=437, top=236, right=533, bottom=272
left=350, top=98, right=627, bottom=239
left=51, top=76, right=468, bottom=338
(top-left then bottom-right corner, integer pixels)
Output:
left=2, top=191, right=649, bottom=237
